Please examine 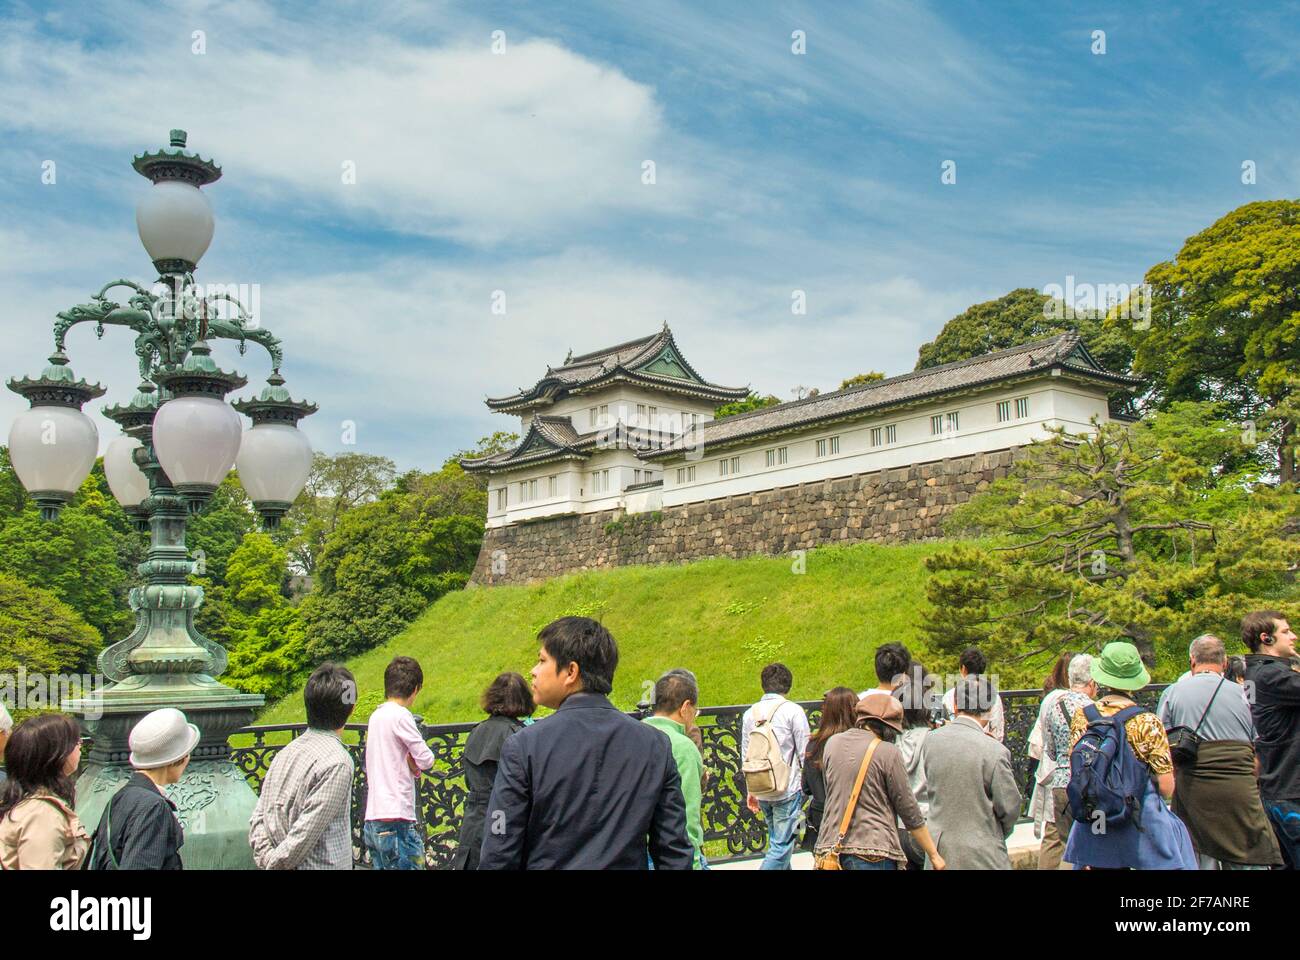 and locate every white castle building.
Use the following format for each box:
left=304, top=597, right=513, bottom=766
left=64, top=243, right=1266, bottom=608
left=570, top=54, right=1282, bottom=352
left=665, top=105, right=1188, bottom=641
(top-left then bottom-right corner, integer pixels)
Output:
left=461, top=324, right=1140, bottom=529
